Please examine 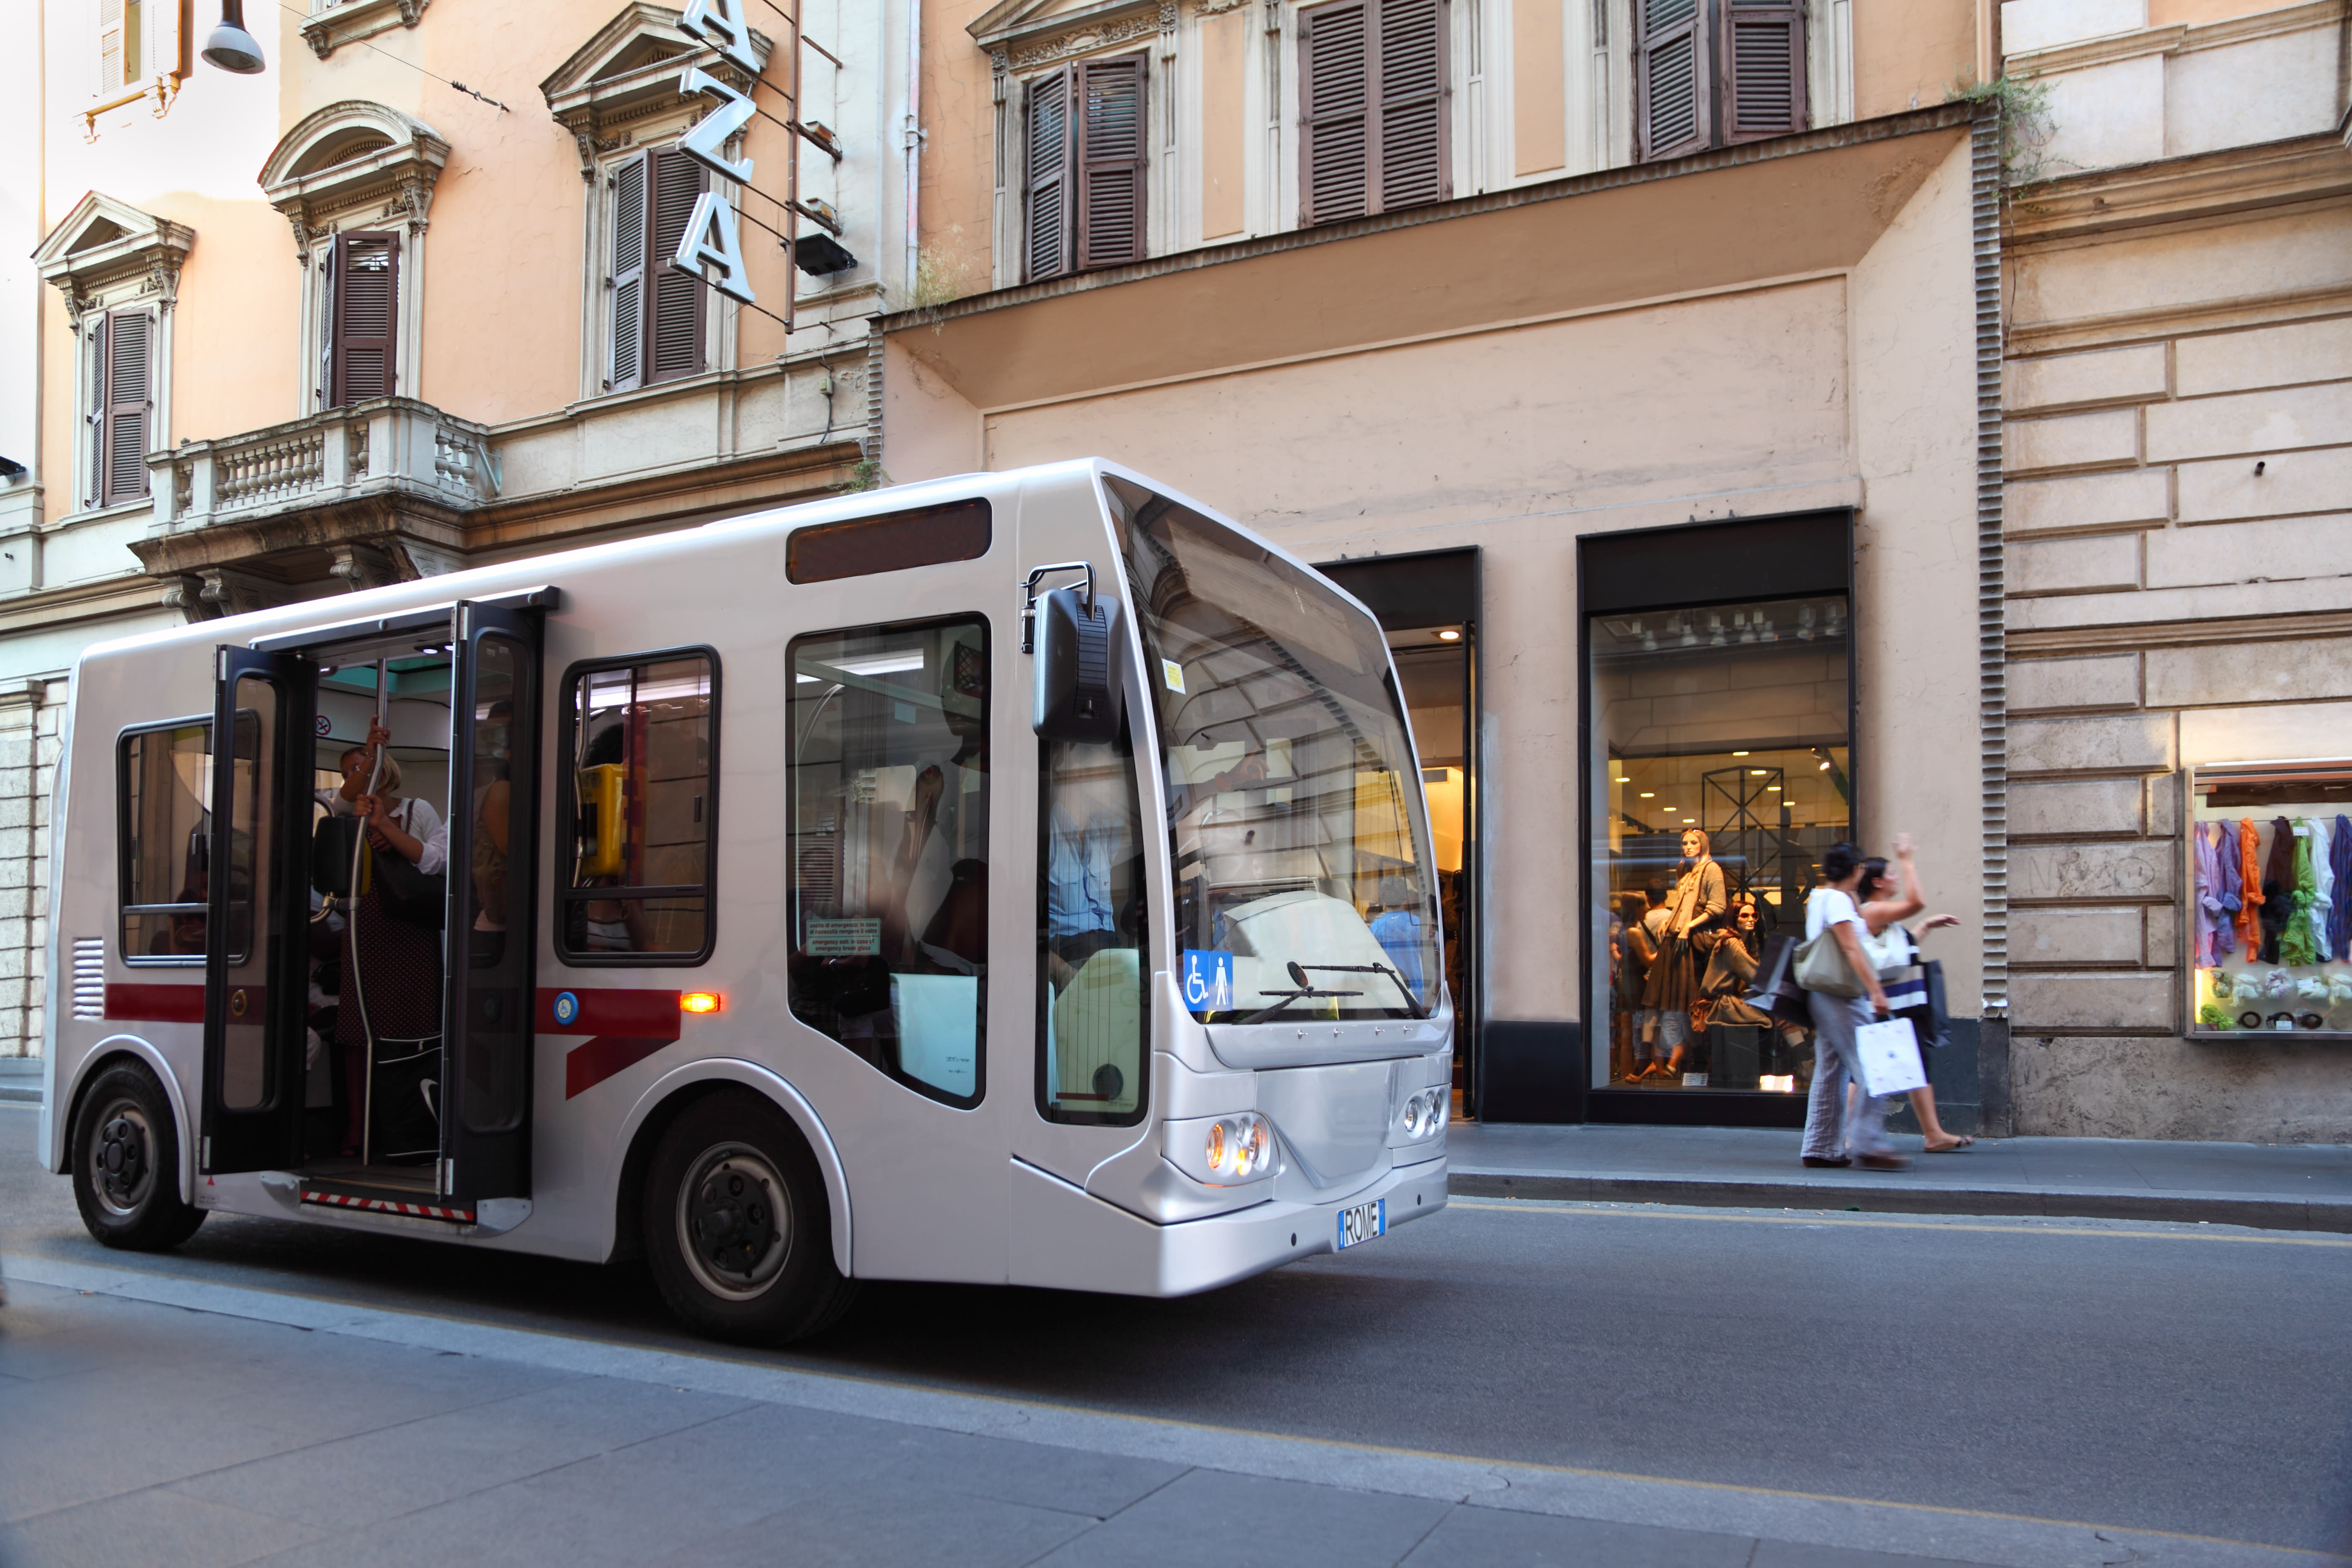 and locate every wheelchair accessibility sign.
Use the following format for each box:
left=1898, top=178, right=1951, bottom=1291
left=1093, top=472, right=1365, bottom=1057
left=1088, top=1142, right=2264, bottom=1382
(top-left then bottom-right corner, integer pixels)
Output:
left=1181, top=950, right=1235, bottom=1012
